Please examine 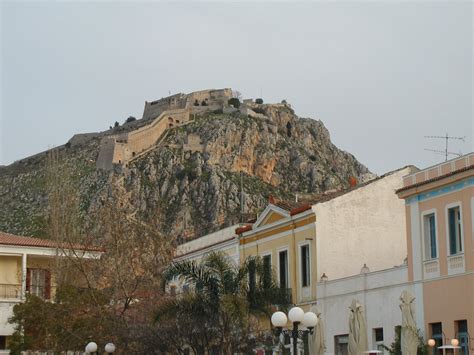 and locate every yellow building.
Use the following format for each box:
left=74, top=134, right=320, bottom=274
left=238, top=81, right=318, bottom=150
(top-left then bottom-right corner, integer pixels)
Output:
left=0, top=231, right=102, bottom=354
left=237, top=201, right=317, bottom=308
